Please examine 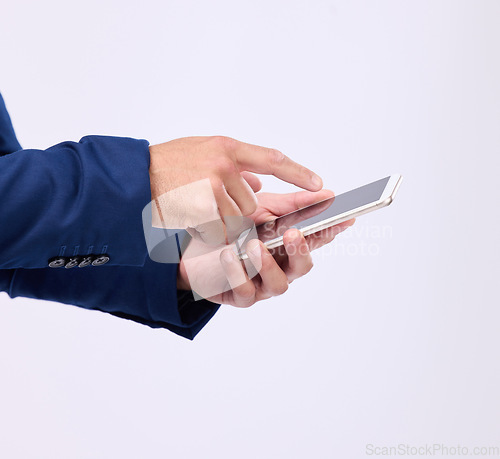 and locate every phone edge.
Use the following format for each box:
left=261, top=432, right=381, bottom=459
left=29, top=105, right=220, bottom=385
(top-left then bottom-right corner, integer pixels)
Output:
left=238, top=174, right=403, bottom=260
